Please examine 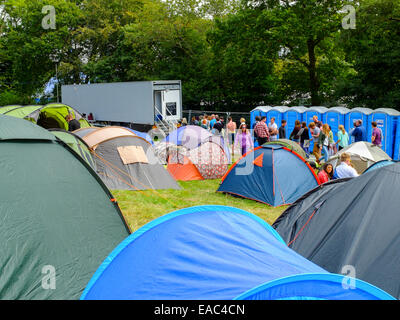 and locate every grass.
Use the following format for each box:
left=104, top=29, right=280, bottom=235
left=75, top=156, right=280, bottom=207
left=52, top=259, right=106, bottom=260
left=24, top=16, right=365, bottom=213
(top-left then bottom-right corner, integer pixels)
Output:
left=112, top=179, right=287, bottom=233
